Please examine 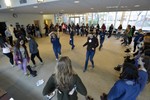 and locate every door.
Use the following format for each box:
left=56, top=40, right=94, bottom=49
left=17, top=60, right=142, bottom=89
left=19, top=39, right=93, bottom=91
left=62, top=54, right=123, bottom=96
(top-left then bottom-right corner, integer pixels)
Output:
left=0, top=22, right=6, bottom=37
